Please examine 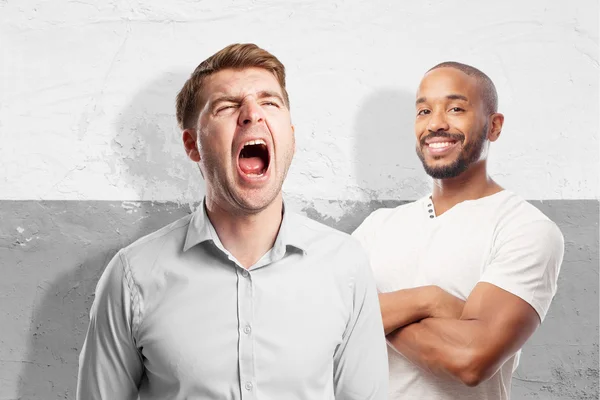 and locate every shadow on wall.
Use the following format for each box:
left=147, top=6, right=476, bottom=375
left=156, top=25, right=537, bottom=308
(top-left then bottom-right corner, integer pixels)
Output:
left=111, top=71, right=205, bottom=201
left=15, top=201, right=191, bottom=399
left=353, top=88, right=429, bottom=202
left=15, top=72, right=204, bottom=398
left=304, top=88, right=426, bottom=233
